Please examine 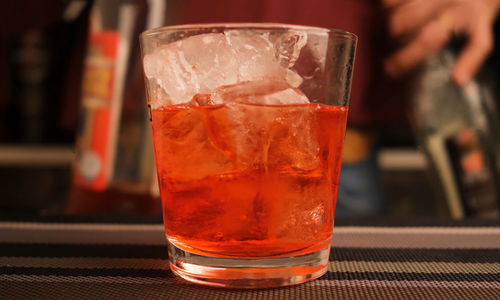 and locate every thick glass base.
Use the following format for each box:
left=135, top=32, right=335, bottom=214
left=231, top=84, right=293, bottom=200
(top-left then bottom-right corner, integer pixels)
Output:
left=167, top=241, right=330, bottom=288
